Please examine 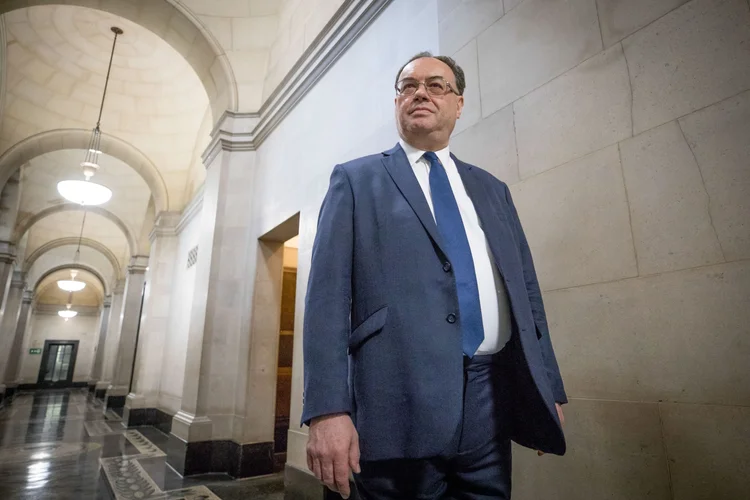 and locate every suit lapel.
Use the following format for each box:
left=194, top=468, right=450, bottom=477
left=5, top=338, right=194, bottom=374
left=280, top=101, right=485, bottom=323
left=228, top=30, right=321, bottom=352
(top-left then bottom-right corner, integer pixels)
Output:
left=381, top=144, right=447, bottom=256
left=454, top=155, right=517, bottom=280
